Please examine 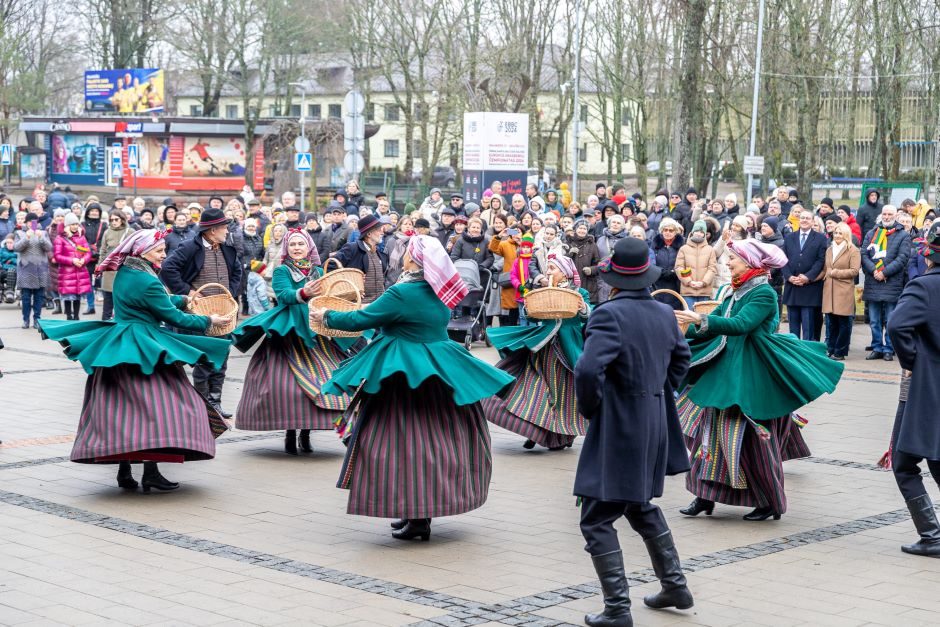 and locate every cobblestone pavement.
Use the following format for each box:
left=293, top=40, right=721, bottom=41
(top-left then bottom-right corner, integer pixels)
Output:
left=1, top=305, right=939, bottom=627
